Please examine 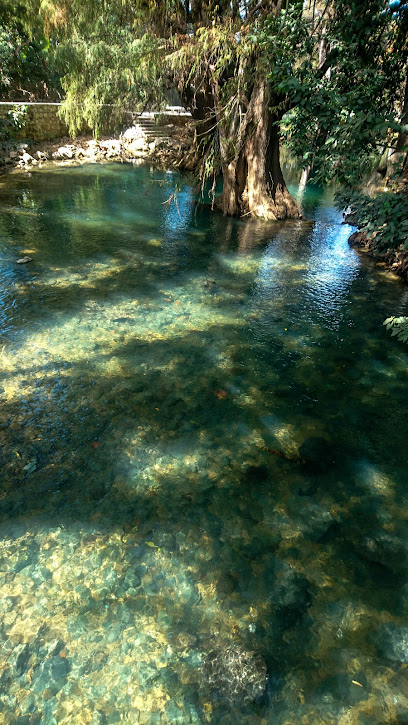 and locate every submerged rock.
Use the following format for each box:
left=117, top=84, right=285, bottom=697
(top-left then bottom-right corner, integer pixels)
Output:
left=360, top=533, right=408, bottom=574
left=10, top=643, right=30, bottom=677
left=299, top=436, right=335, bottom=473
left=23, top=458, right=37, bottom=474
left=33, top=655, right=71, bottom=693
left=164, top=701, right=185, bottom=724
left=374, top=624, right=408, bottom=664
left=316, top=672, right=367, bottom=705
left=290, top=500, right=334, bottom=542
